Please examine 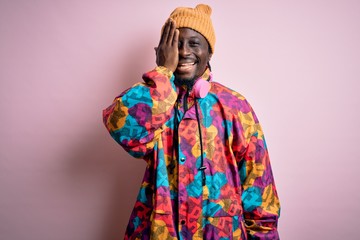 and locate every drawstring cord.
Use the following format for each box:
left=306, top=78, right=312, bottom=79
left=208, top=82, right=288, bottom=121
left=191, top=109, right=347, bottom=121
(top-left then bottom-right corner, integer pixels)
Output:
left=195, top=99, right=206, bottom=186
left=170, top=100, right=180, bottom=174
